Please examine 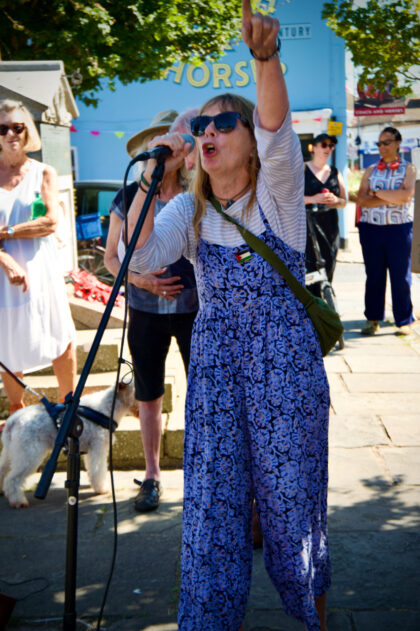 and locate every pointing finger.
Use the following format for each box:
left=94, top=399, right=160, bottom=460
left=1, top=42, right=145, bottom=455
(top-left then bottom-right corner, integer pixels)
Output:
left=242, top=0, right=253, bottom=22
